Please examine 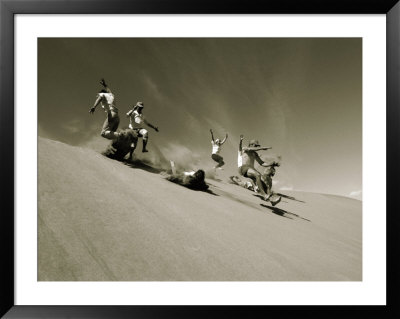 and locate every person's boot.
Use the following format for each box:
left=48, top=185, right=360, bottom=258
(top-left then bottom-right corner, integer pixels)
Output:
left=270, top=194, right=281, bottom=206
left=263, top=193, right=271, bottom=201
